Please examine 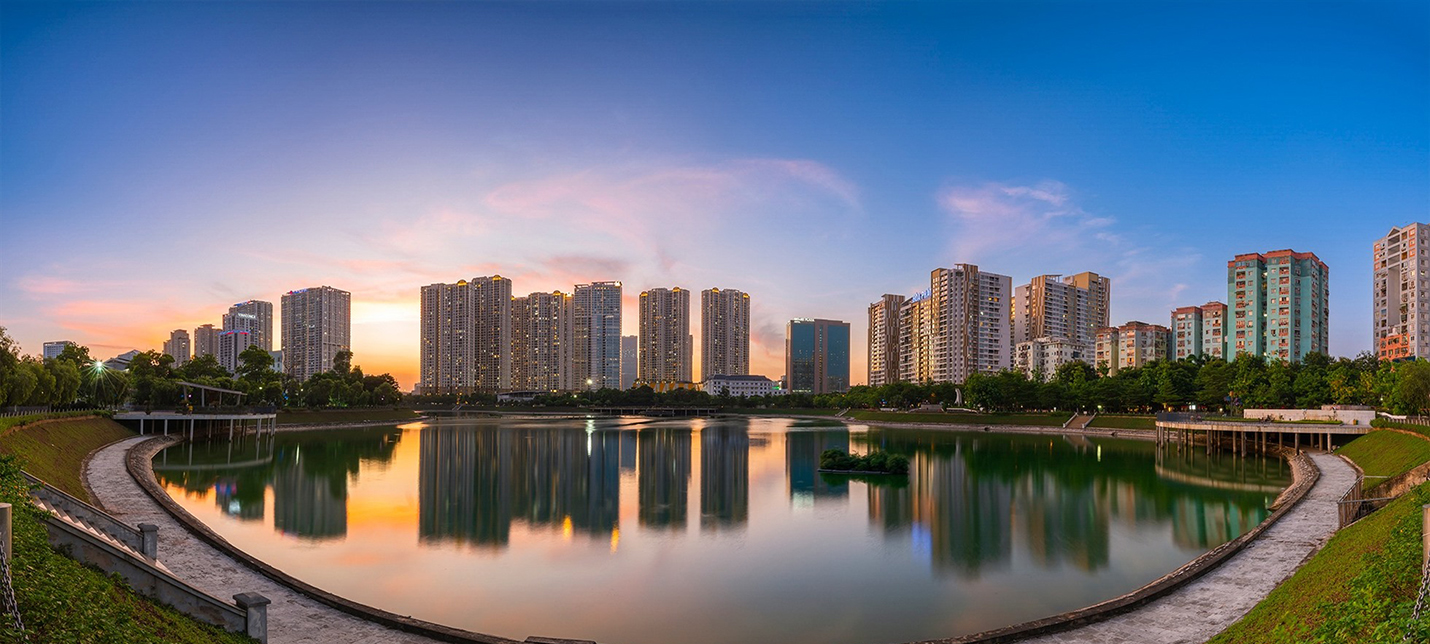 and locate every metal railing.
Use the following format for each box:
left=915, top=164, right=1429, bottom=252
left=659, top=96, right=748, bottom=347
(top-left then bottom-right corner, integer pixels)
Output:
left=1337, top=474, right=1394, bottom=528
